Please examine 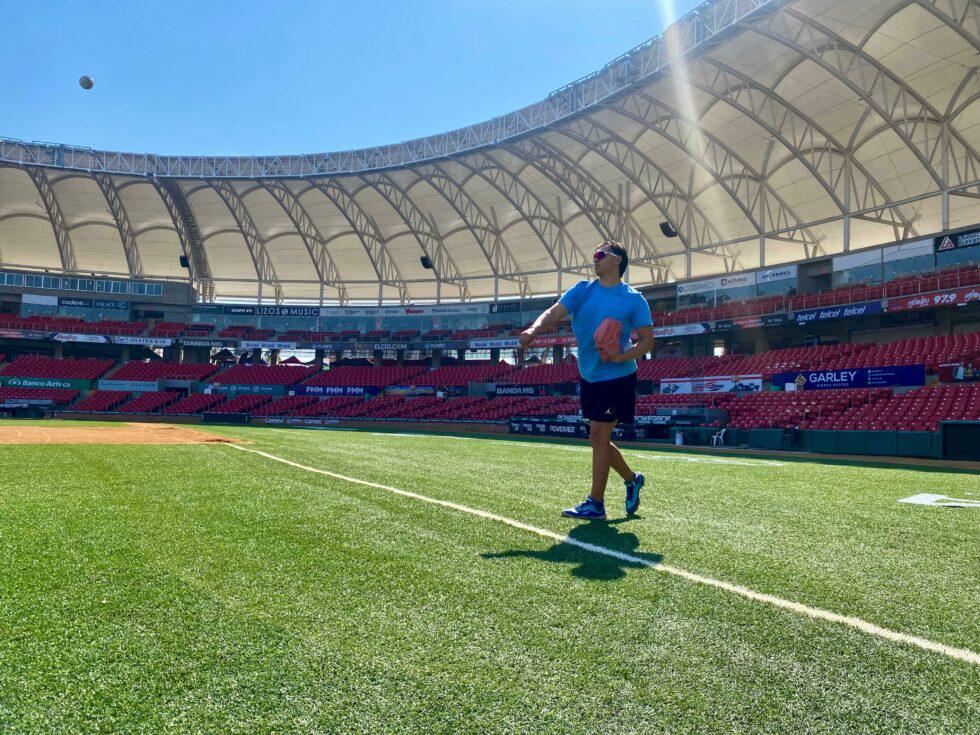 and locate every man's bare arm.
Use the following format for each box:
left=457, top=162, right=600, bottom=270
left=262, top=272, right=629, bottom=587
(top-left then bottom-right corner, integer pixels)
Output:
left=518, top=302, right=570, bottom=349
left=608, top=324, right=654, bottom=363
